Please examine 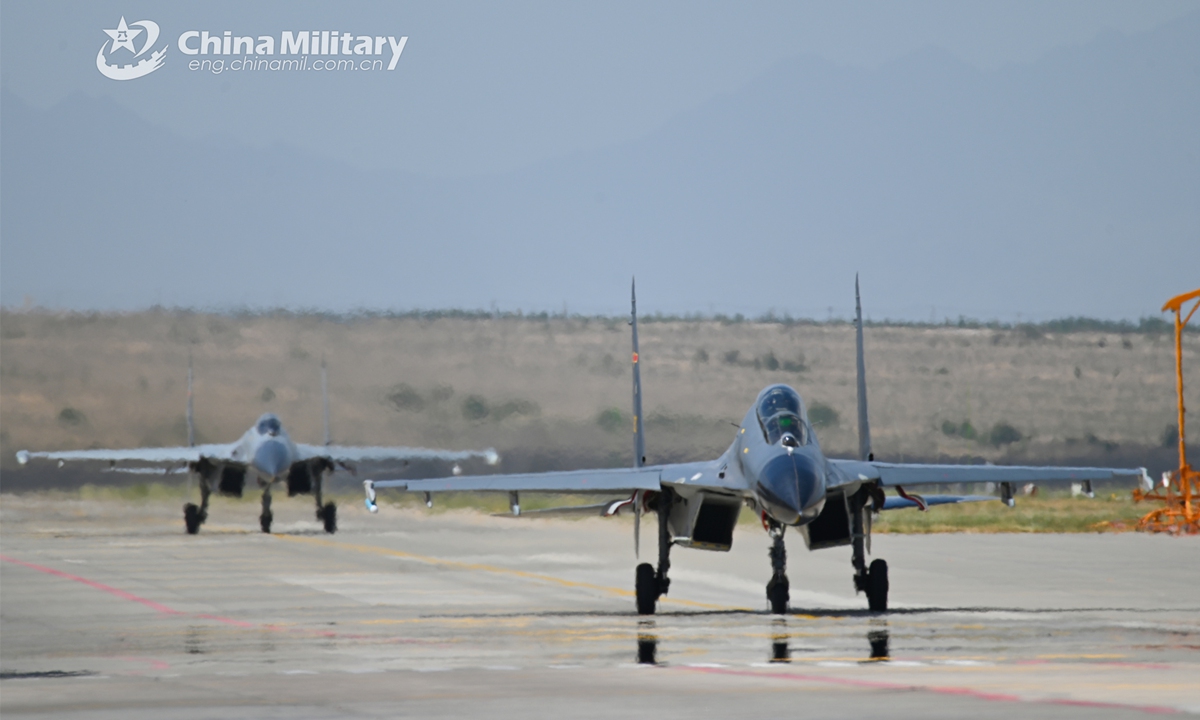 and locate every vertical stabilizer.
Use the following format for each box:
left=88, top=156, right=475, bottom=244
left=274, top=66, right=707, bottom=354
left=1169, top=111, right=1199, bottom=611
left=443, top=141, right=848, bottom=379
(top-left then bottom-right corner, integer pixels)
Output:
left=186, top=354, right=195, bottom=448
left=321, top=359, right=332, bottom=446
left=631, top=278, right=645, bottom=468
left=631, top=279, right=646, bottom=558
left=855, top=275, right=872, bottom=462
